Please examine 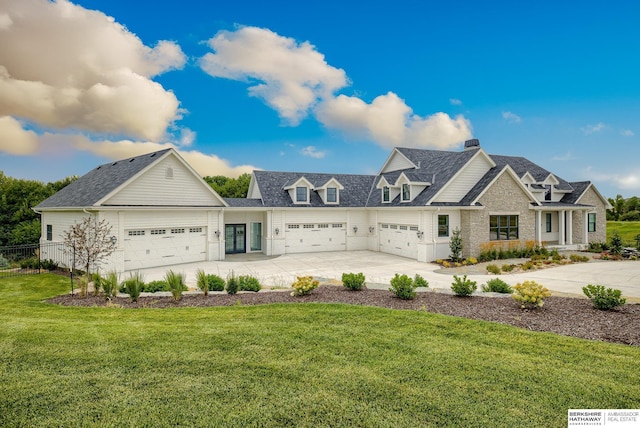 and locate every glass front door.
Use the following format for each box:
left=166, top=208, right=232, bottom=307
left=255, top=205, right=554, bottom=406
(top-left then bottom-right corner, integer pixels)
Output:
left=225, top=224, right=246, bottom=254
